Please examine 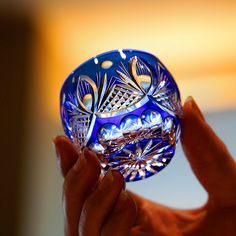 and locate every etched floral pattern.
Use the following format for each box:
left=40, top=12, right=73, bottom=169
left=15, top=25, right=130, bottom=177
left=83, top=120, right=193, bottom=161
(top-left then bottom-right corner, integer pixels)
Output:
left=60, top=49, right=182, bottom=181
